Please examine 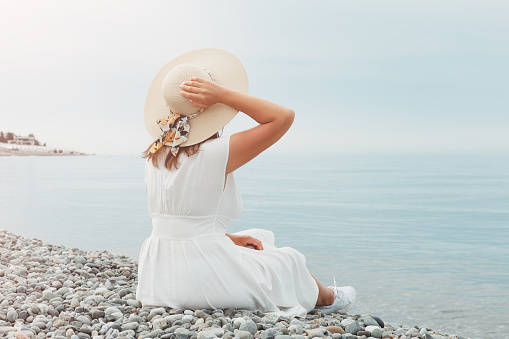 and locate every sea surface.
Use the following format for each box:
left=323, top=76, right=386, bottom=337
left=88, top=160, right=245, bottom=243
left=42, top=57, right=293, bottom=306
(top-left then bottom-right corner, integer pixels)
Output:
left=1, top=153, right=508, bottom=339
